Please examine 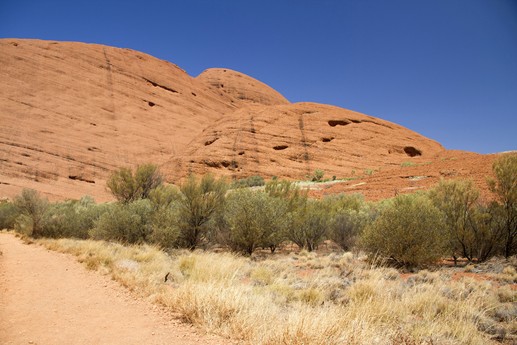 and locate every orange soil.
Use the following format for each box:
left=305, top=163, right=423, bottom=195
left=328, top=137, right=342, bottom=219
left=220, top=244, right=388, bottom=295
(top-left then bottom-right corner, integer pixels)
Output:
left=0, top=233, right=228, bottom=345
